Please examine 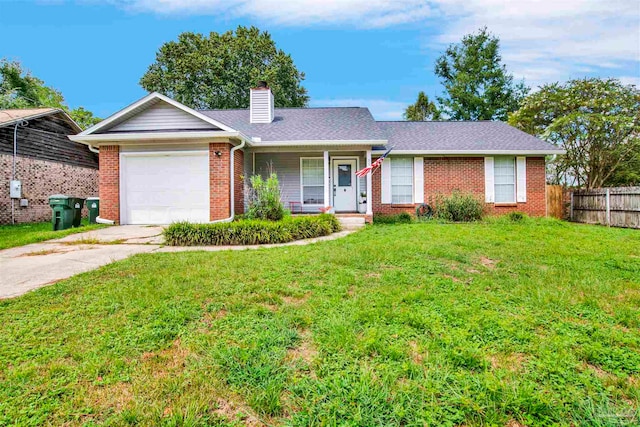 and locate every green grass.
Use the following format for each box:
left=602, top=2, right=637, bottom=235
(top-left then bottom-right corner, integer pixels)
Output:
left=0, top=219, right=638, bottom=426
left=0, top=220, right=107, bottom=250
